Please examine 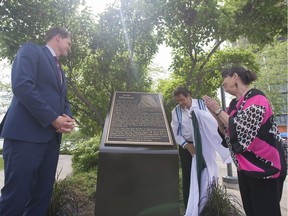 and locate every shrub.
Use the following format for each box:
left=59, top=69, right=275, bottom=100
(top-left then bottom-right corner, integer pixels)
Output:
left=60, top=131, right=83, bottom=155
left=200, top=180, right=244, bottom=216
left=72, top=136, right=100, bottom=173
left=47, top=175, right=95, bottom=216
left=68, top=170, right=97, bottom=199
